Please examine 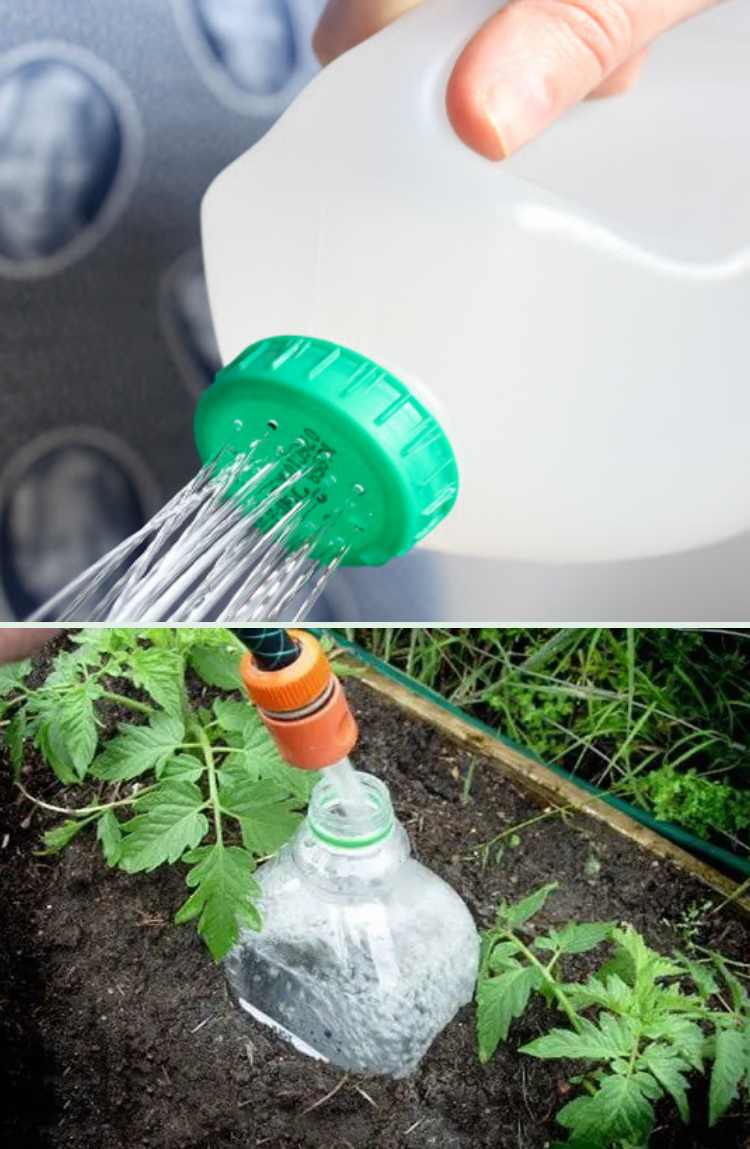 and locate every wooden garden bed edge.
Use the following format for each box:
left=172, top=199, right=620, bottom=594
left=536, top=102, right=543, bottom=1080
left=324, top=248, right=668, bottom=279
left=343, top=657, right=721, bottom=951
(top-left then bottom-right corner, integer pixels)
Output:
left=343, top=656, right=750, bottom=917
